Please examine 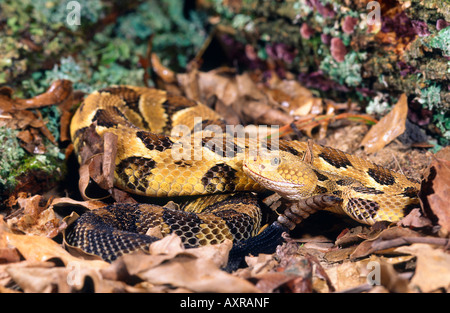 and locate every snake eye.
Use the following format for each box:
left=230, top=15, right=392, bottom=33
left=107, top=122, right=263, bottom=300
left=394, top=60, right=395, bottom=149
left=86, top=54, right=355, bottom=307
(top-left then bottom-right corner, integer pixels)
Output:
left=270, top=157, right=281, bottom=166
